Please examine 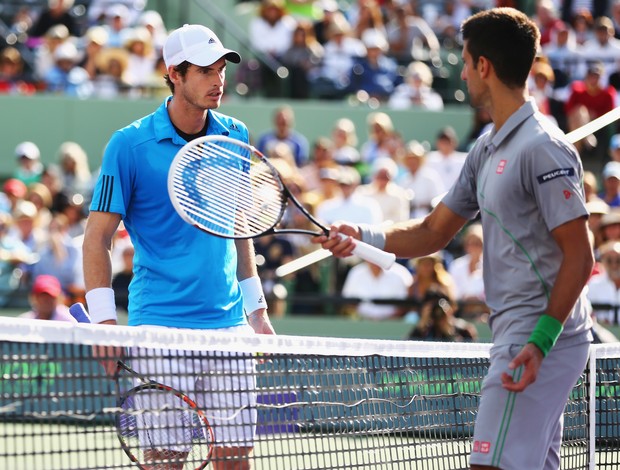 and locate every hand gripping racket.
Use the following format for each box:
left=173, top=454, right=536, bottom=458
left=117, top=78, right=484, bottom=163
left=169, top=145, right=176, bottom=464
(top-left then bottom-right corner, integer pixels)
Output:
left=167, top=135, right=396, bottom=270
left=69, top=303, right=214, bottom=470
